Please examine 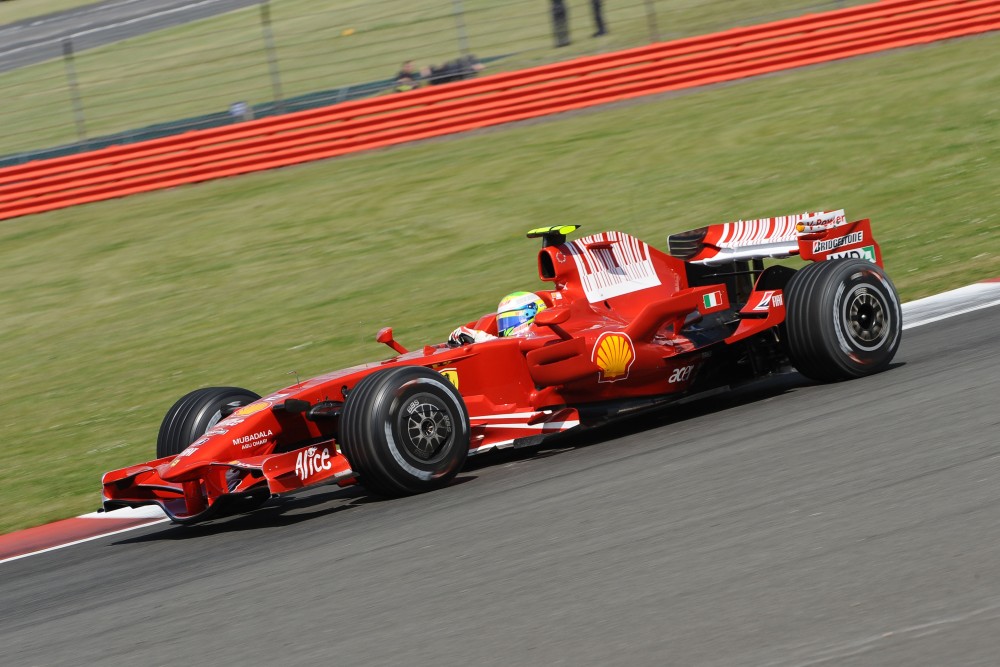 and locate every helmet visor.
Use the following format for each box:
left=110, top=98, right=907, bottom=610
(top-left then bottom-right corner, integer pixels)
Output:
left=497, top=303, right=538, bottom=337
